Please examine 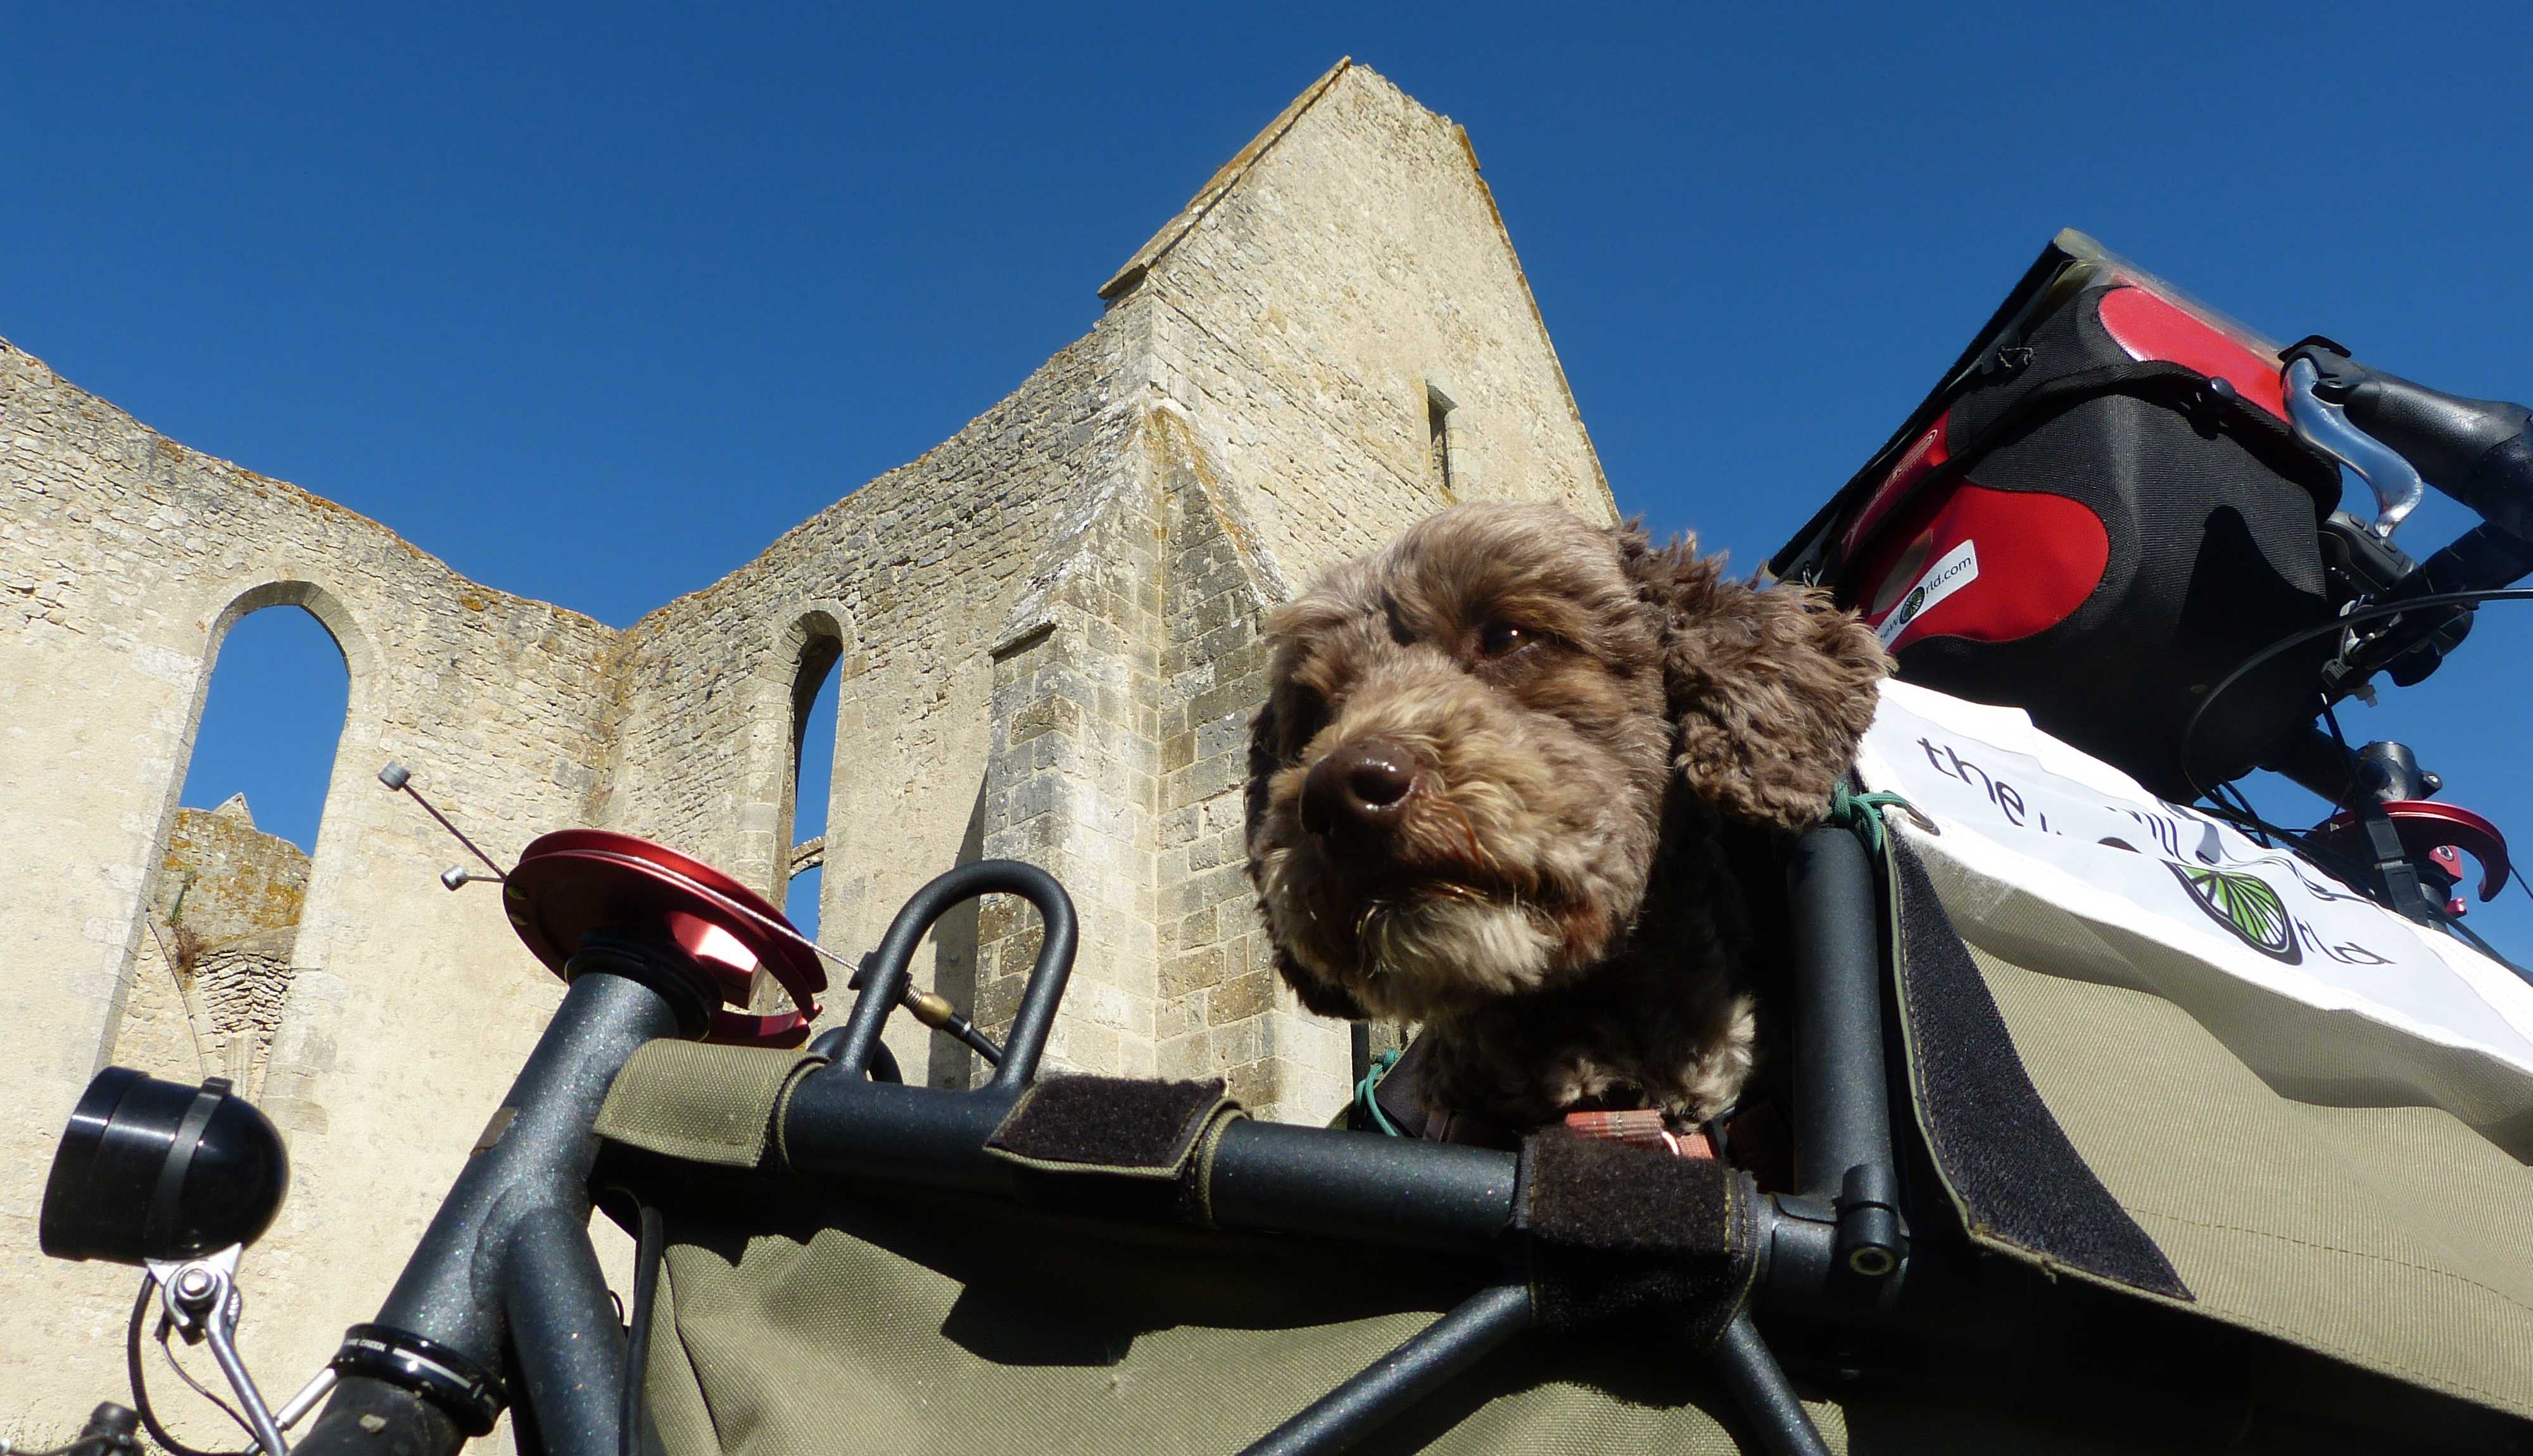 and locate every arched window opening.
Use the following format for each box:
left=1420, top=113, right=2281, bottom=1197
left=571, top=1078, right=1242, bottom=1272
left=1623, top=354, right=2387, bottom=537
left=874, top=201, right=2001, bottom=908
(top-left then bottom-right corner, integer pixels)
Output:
left=785, top=636, right=843, bottom=939
left=118, top=604, right=349, bottom=1092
